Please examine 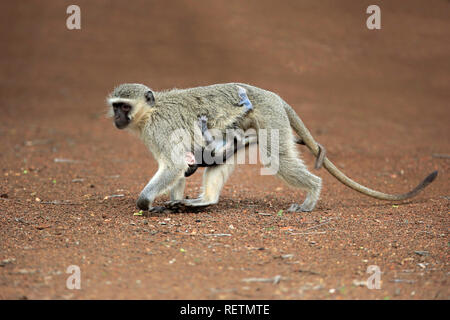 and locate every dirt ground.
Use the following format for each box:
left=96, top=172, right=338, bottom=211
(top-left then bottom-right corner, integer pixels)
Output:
left=0, top=0, right=448, bottom=300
